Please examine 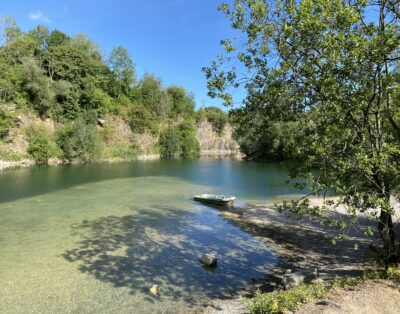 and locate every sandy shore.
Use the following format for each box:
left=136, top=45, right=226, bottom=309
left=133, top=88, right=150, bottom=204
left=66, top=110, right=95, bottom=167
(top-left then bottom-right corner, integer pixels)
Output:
left=202, top=198, right=400, bottom=313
